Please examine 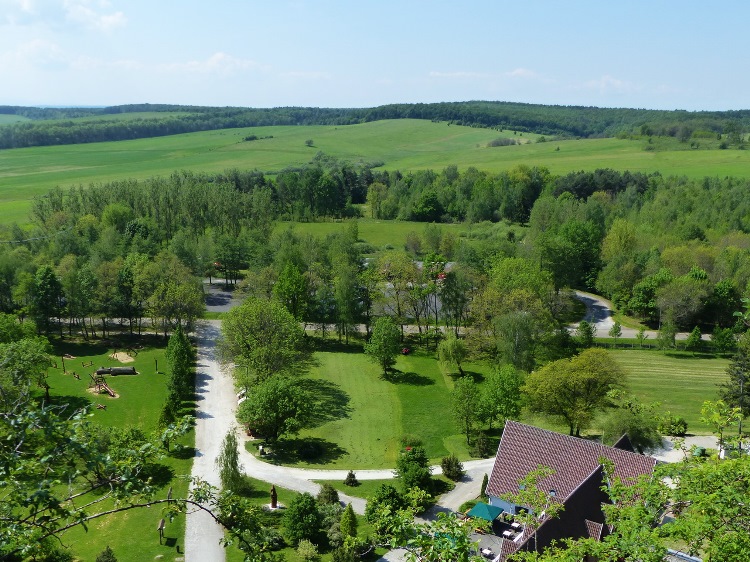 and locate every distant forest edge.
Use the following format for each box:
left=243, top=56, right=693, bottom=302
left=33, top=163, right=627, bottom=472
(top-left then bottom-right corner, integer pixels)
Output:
left=2, top=101, right=750, bottom=149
